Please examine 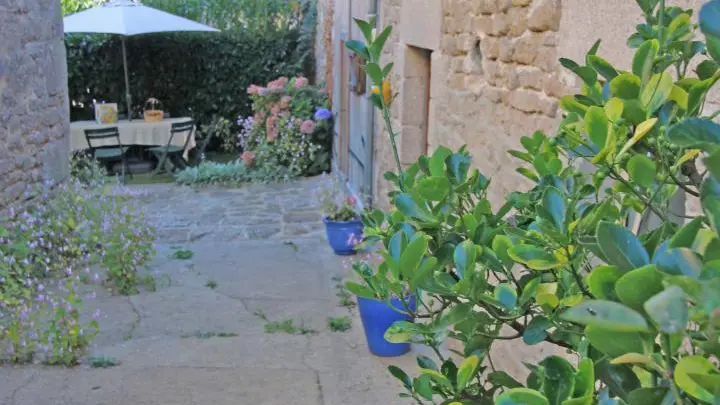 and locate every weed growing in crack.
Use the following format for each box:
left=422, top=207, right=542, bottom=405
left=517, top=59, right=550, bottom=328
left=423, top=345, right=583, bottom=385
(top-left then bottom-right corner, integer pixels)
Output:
left=205, top=280, right=218, bottom=289
left=253, top=309, right=268, bottom=321
left=182, top=331, right=239, bottom=339
left=283, top=241, right=299, bottom=252
left=142, top=275, right=157, bottom=292
left=171, top=248, right=194, bottom=260
left=264, top=319, right=316, bottom=335
left=88, top=356, right=119, bottom=368
left=327, top=316, right=351, bottom=332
